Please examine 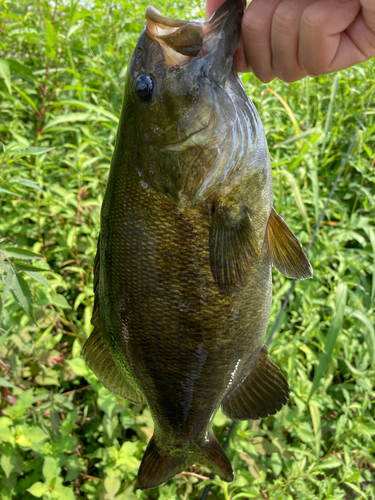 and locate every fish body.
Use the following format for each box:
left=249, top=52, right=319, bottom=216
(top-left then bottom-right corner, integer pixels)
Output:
left=83, top=0, right=312, bottom=489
